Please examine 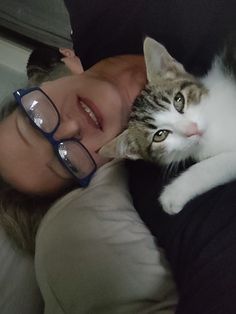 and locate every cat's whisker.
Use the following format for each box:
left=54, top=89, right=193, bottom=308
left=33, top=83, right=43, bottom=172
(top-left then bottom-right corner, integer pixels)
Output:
left=173, top=158, right=181, bottom=175
left=163, top=159, right=179, bottom=182
left=162, top=163, right=173, bottom=182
